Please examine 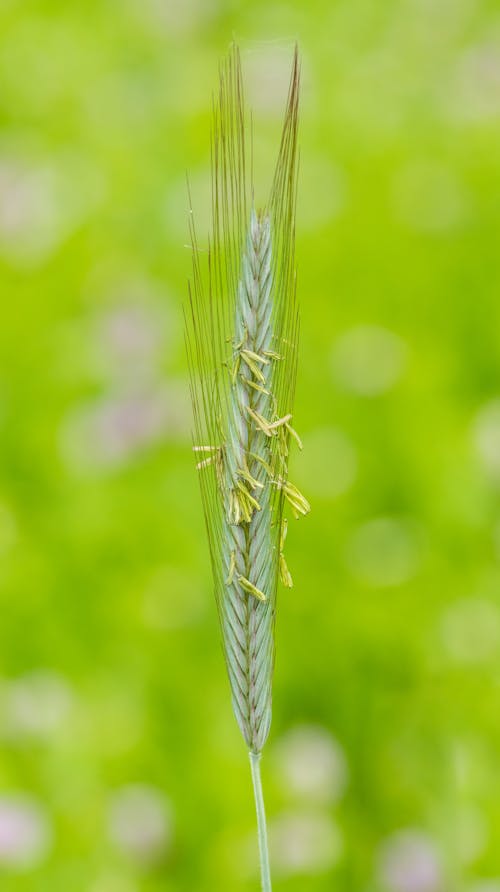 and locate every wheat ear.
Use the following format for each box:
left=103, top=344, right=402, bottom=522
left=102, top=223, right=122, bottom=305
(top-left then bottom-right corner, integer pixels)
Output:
left=185, top=44, right=308, bottom=891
